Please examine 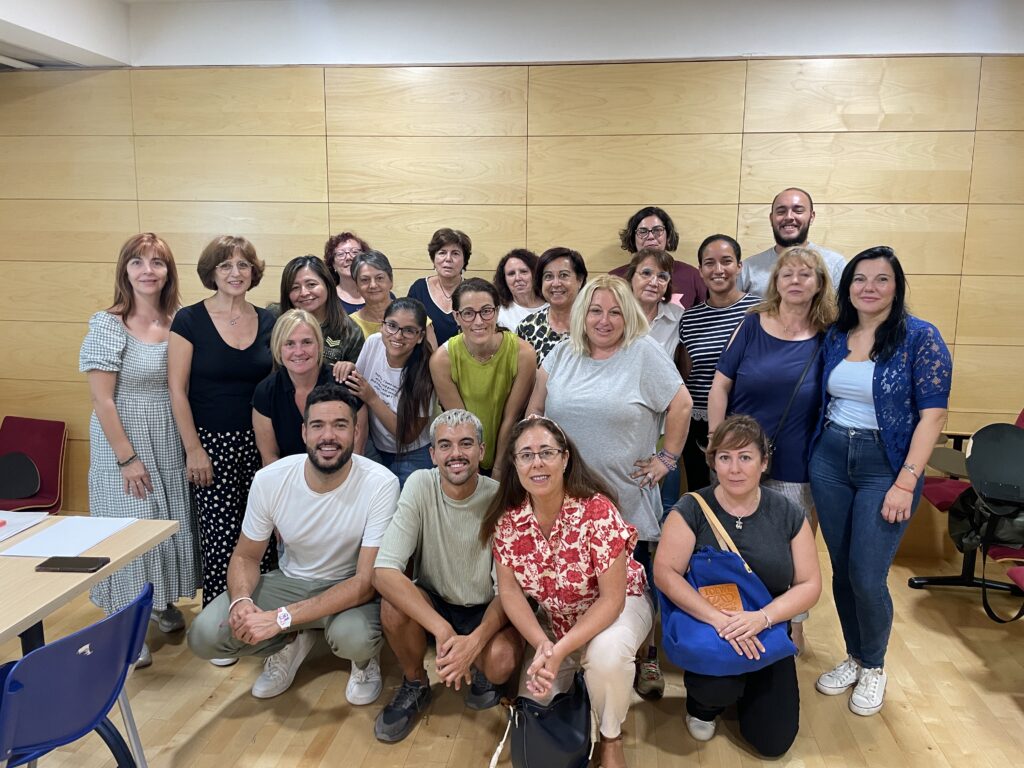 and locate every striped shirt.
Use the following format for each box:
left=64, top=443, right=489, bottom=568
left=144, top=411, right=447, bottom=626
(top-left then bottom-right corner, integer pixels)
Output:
left=678, top=293, right=762, bottom=420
